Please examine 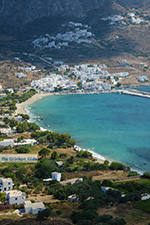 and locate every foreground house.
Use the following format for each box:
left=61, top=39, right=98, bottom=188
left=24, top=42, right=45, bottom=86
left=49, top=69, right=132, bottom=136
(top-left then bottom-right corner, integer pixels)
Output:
left=5, top=190, right=26, bottom=205
left=0, top=139, right=15, bottom=148
left=51, top=172, right=61, bottom=182
left=24, top=200, right=45, bottom=214
left=14, top=139, right=37, bottom=147
left=0, top=128, right=12, bottom=136
left=0, top=178, right=14, bottom=192
left=43, top=172, right=62, bottom=182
